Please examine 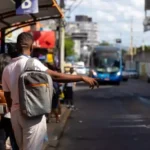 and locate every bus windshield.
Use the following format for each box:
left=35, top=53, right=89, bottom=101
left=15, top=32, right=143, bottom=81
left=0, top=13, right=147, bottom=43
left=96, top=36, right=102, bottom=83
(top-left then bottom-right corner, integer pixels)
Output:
left=93, top=51, right=120, bottom=73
